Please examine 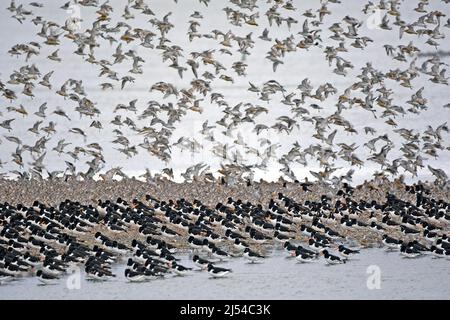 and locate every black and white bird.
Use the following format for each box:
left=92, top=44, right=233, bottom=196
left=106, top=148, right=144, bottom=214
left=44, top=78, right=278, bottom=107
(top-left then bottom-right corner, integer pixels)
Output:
left=337, top=245, right=360, bottom=258
left=400, top=244, right=421, bottom=258
left=207, top=263, right=232, bottom=278
left=429, top=246, right=450, bottom=258
left=382, top=235, right=403, bottom=250
left=192, top=255, right=211, bottom=270
left=36, top=270, right=59, bottom=285
left=170, top=262, right=192, bottom=276
left=322, top=250, right=346, bottom=265
left=187, top=236, right=206, bottom=250
left=233, top=238, right=249, bottom=251
left=308, top=238, right=328, bottom=252
left=243, top=247, right=265, bottom=263
left=124, top=268, right=147, bottom=282
left=161, top=225, right=181, bottom=238
left=293, top=249, right=316, bottom=263
left=211, top=246, right=230, bottom=261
